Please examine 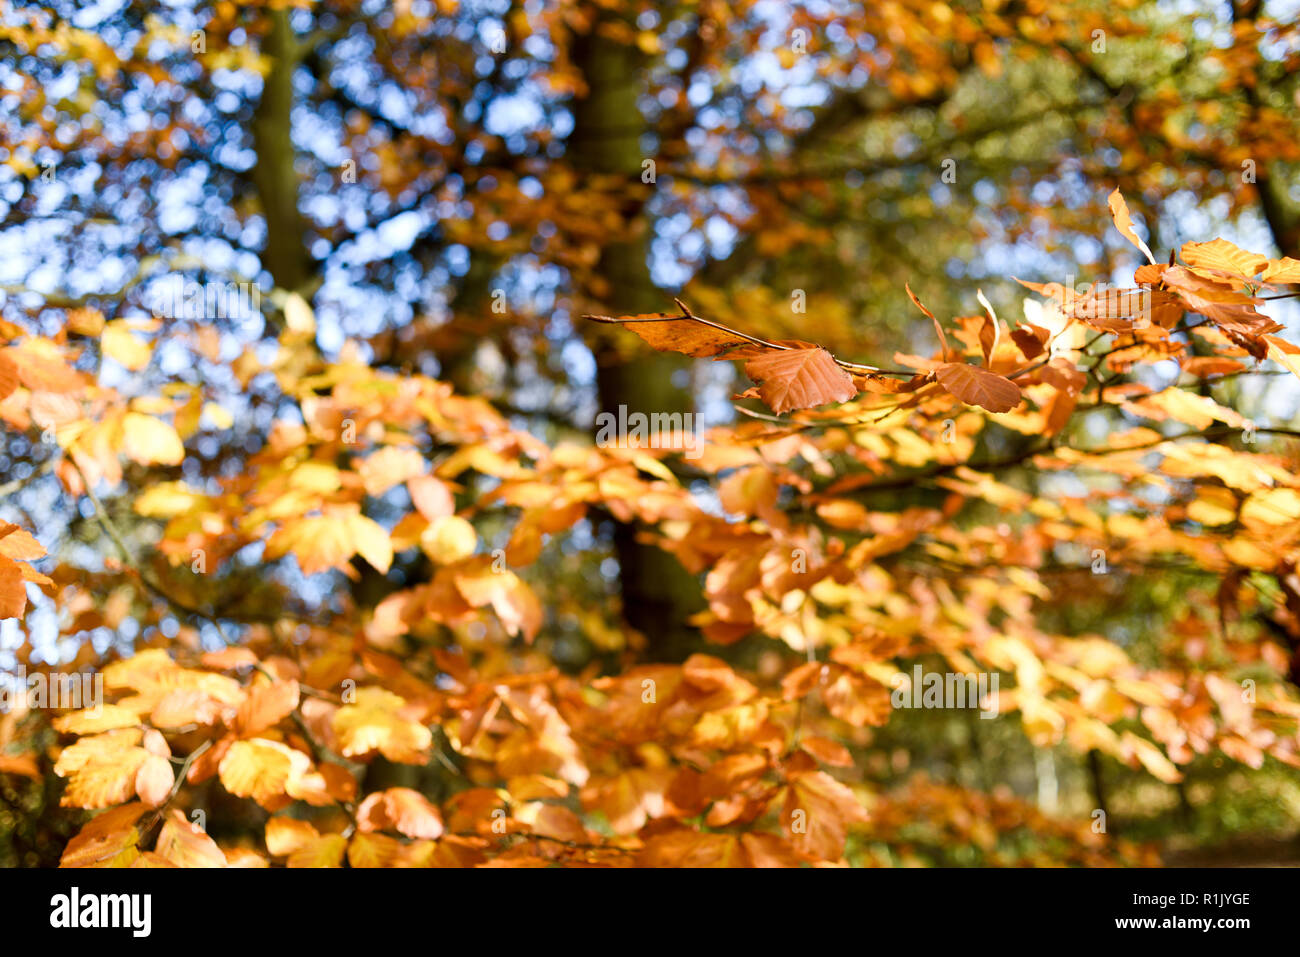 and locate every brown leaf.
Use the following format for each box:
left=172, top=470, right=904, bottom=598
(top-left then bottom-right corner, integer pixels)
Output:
left=1010, top=324, right=1049, bottom=360
left=1162, top=268, right=1277, bottom=335
left=1040, top=358, right=1087, bottom=396
left=935, top=363, right=1022, bottom=413
left=906, top=283, right=950, bottom=360
left=743, top=346, right=859, bottom=414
